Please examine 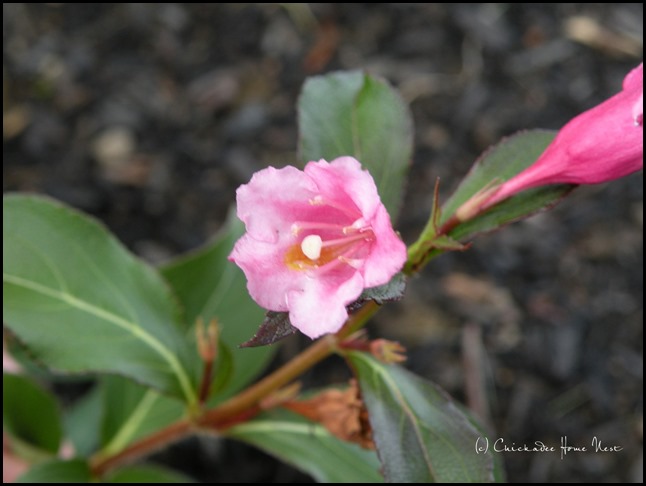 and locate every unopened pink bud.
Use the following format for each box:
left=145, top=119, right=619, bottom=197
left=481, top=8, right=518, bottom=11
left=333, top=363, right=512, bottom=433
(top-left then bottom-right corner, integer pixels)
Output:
left=484, top=63, right=643, bottom=209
